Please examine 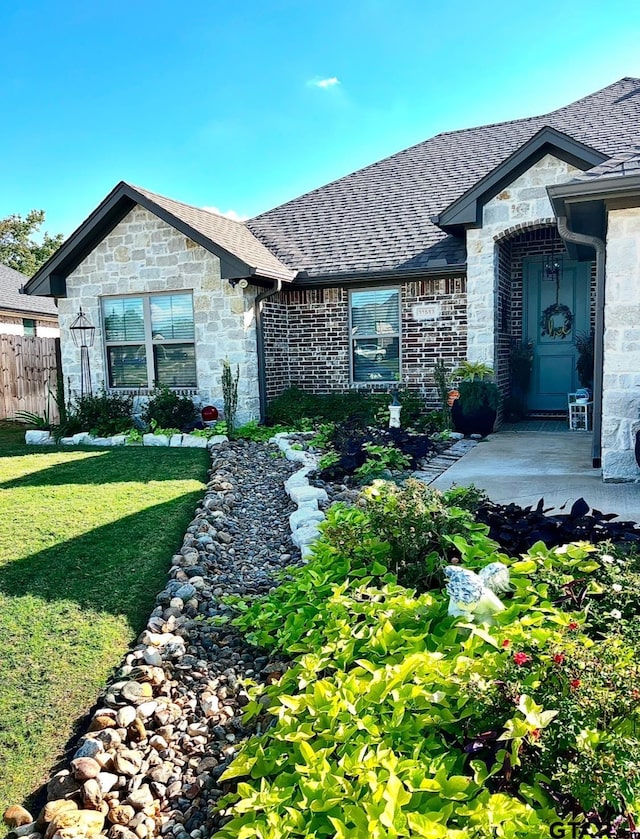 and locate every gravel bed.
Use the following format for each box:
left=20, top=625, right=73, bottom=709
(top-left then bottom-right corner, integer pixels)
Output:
left=5, top=440, right=299, bottom=839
